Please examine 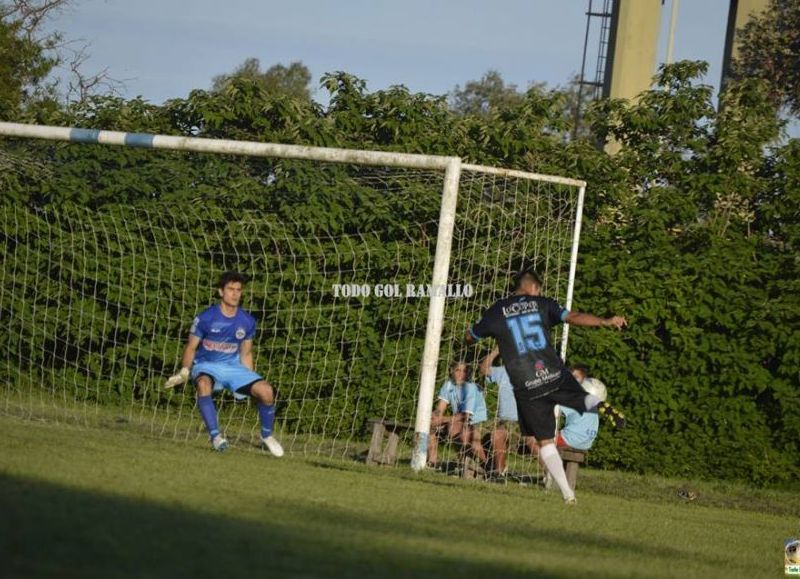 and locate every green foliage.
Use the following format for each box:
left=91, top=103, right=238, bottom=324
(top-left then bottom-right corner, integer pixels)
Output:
left=212, top=58, right=313, bottom=101
left=449, top=69, right=528, bottom=116
left=0, top=14, right=59, bottom=119
left=0, top=59, right=798, bottom=487
left=574, top=62, right=798, bottom=486
left=733, top=0, right=800, bottom=117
